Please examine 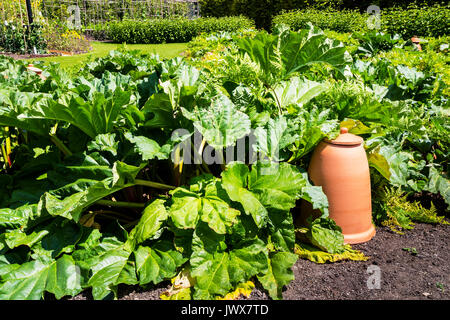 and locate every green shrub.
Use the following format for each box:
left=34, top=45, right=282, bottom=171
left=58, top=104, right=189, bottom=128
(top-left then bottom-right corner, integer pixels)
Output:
left=84, top=23, right=112, bottom=41
left=105, top=16, right=255, bottom=44
left=0, top=22, right=47, bottom=54
left=273, top=8, right=367, bottom=33
left=200, top=0, right=309, bottom=30
left=198, top=0, right=447, bottom=30
left=381, top=4, right=450, bottom=38
left=273, top=4, right=450, bottom=38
